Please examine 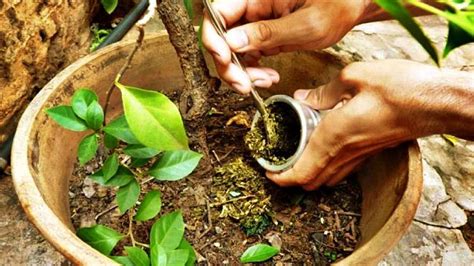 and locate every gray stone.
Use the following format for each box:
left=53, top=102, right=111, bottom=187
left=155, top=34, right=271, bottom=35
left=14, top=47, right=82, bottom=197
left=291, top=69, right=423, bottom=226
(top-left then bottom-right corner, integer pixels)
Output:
left=380, top=221, right=473, bottom=266
left=419, top=136, right=474, bottom=211
left=0, top=176, right=66, bottom=265
left=416, top=160, right=467, bottom=228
